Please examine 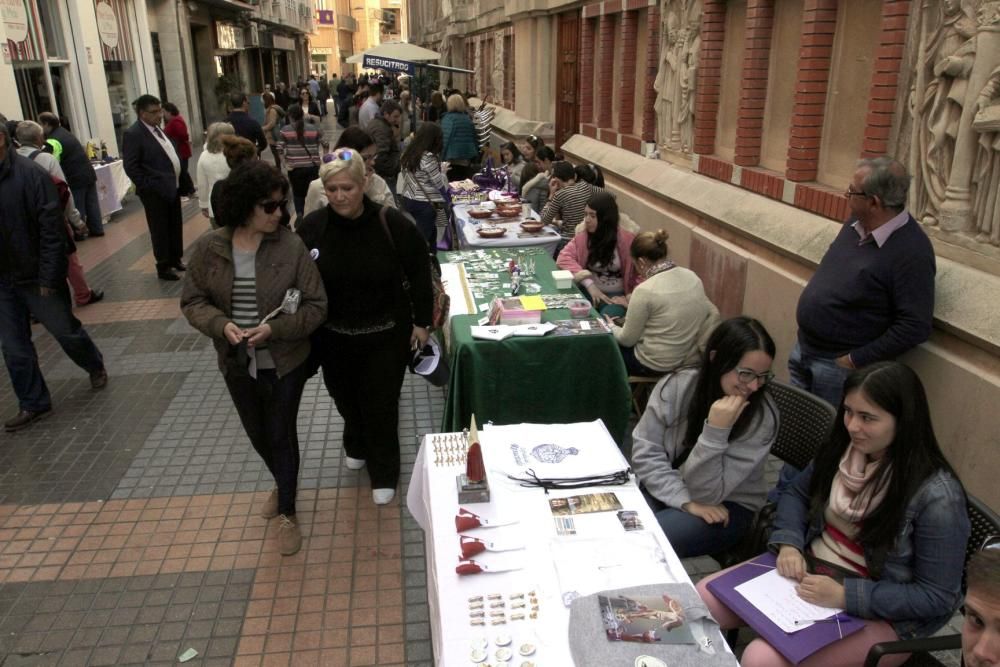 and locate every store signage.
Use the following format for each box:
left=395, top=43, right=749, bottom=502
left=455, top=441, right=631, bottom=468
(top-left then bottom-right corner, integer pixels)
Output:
left=216, top=22, right=244, bottom=51
left=1, top=0, right=28, bottom=42
left=362, top=54, right=415, bottom=75
left=312, top=47, right=333, bottom=55
left=316, top=9, right=333, bottom=25
left=95, top=1, right=119, bottom=49
left=272, top=35, right=294, bottom=51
